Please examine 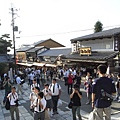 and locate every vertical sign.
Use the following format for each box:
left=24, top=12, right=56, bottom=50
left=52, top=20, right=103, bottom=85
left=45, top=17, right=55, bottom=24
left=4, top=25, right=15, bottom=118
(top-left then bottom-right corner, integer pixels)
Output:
left=114, top=37, right=119, bottom=51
